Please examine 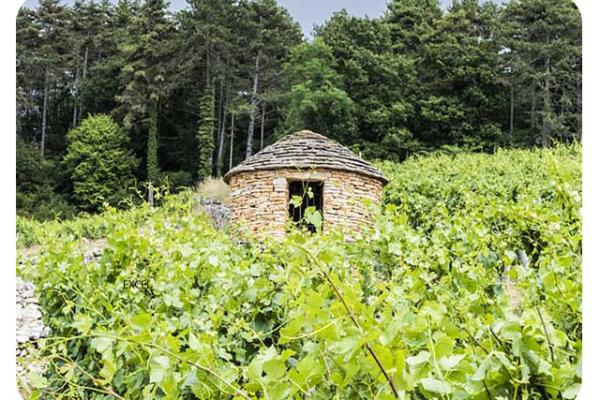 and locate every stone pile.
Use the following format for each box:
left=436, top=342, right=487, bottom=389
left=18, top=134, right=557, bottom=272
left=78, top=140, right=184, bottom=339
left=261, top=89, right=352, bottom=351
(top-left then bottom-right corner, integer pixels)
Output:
left=197, top=197, right=231, bottom=230
left=16, top=276, right=49, bottom=392
left=16, top=277, right=48, bottom=347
